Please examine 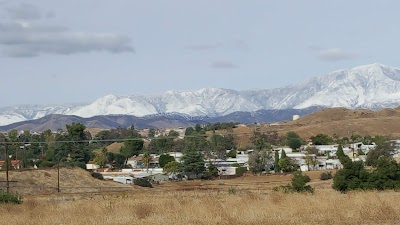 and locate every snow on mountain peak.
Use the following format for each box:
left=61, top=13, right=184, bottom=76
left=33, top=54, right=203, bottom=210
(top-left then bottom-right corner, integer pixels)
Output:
left=2, top=63, right=400, bottom=126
